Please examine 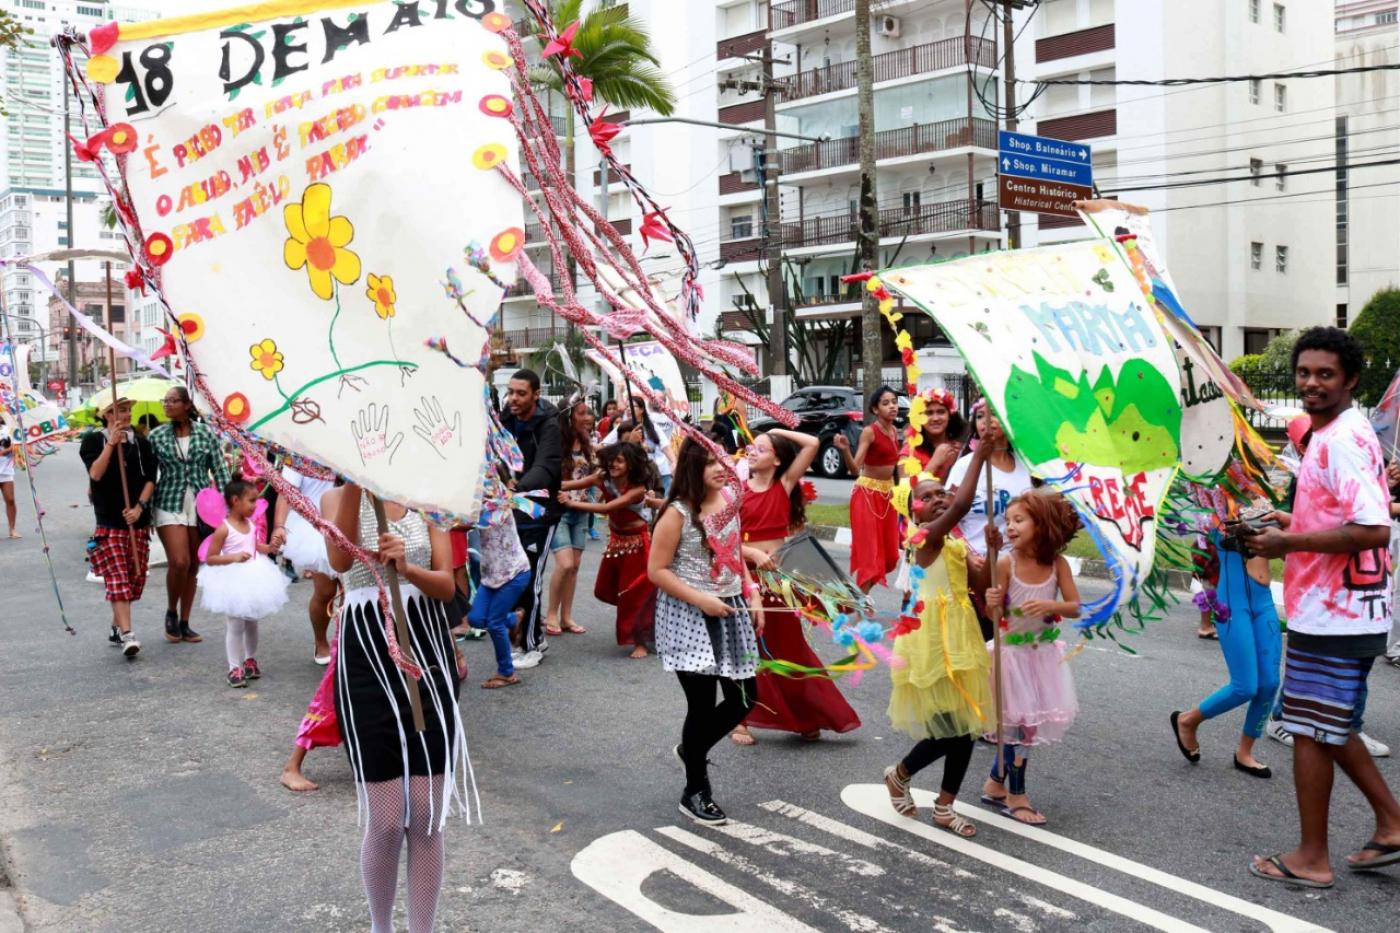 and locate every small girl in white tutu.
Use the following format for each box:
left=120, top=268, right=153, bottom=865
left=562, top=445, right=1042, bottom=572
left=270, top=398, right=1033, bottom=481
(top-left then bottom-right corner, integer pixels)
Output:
left=200, top=479, right=290, bottom=688
left=982, top=488, right=1081, bottom=826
